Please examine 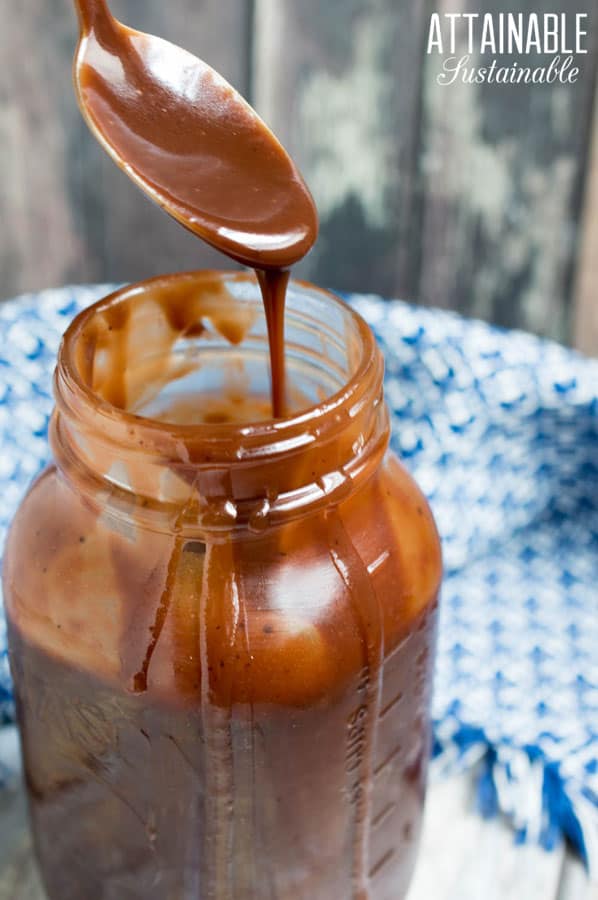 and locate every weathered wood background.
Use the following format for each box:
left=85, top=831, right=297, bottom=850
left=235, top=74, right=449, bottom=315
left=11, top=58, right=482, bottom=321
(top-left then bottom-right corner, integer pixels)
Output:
left=1, top=1, right=597, bottom=350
